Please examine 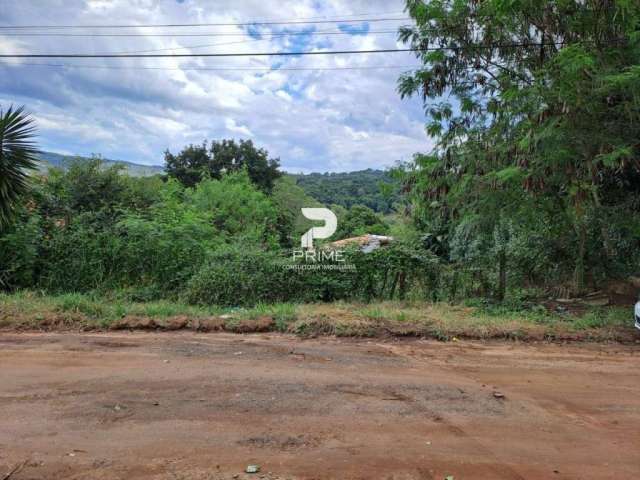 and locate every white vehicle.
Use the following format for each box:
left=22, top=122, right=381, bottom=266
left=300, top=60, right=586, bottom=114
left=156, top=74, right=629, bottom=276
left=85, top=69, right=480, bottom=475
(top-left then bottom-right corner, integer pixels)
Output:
left=636, top=300, right=640, bottom=330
